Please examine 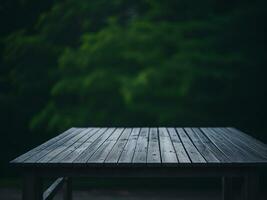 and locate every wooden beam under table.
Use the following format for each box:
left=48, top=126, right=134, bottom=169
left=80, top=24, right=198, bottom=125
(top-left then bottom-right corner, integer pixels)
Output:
left=23, top=172, right=43, bottom=200
left=22, top=172, right=70, bottom=200
left=43, top=177, right=65, bottom=200
left=63, top=177, right=72, bottom=200
left=243, top=171, right=259, bottom=200
left=21, top=166, right=261, bottom=200
left=222, top=176, right=233, bottom=200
